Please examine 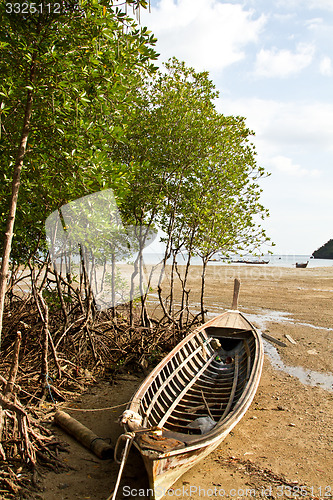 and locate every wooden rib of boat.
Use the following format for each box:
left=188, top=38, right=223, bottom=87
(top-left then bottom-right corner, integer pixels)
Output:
left=295, top=262, right=308, bottom=268
left=120, top=280, right=264, bottom=500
